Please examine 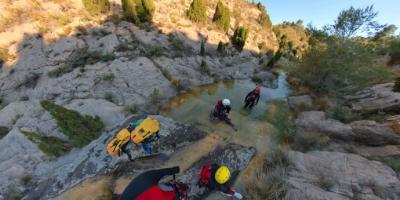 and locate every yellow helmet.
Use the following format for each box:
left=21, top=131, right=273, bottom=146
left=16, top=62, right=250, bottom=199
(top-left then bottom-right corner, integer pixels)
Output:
left=215, top=166, right=231, bottom=184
